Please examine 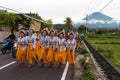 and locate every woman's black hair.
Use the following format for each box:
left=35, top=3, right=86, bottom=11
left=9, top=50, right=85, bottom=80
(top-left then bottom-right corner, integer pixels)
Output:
left=30, top=29, right=35, bottom=33
left=70, top=33, right=74, bottom=37
left=50, top=30, right=54, bottom=34
left=20, top=31, right=26, bottom=37
left=42, top=30, right=48, bottom=35
left=58, top=32, right=64, bottom=38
